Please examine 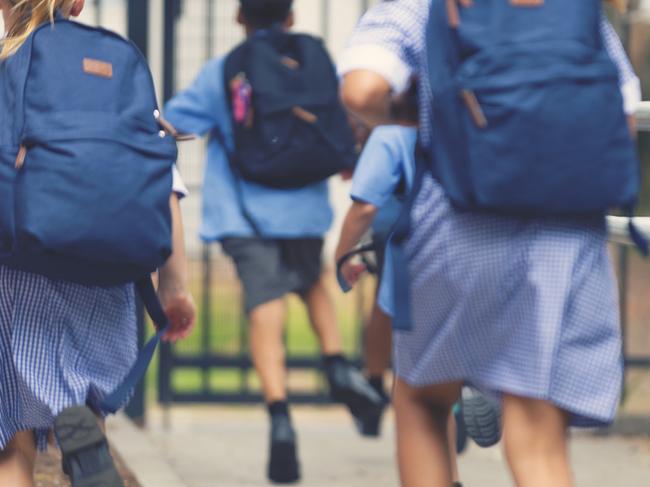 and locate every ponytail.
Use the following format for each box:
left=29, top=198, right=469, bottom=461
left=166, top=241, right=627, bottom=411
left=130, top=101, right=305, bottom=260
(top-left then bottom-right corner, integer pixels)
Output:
left=1, top=0, right=76, bottom=59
